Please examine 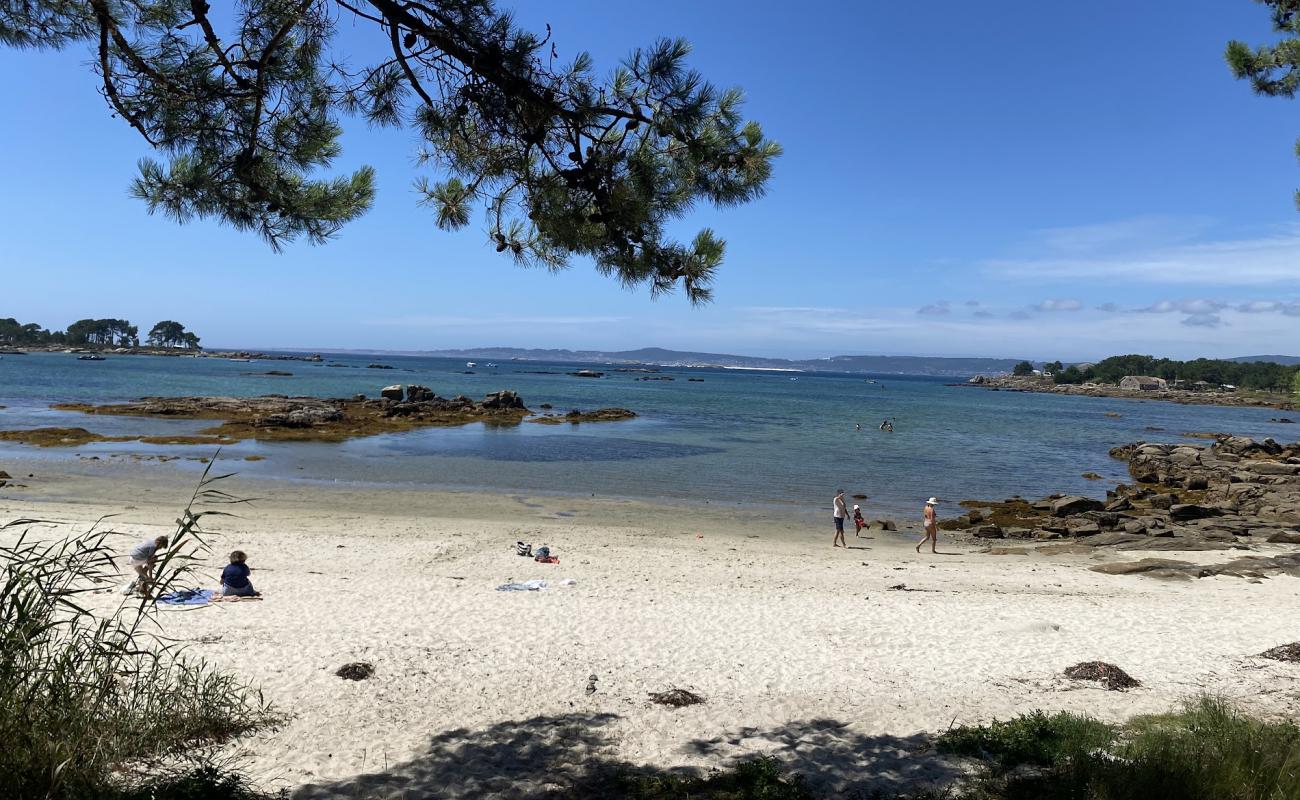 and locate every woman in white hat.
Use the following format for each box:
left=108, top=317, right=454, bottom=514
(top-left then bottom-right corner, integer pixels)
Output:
left=916, top=497, right=939, bottom=554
